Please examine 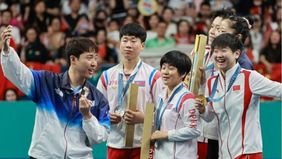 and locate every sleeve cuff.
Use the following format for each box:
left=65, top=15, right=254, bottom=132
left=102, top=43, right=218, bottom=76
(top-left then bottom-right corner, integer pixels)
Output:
left=167, top=129, right=175, bottom=141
